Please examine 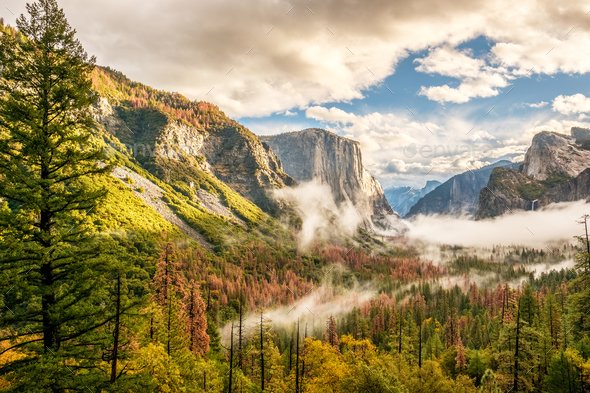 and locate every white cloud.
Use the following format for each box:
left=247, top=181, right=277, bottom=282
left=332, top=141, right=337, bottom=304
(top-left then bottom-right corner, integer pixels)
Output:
left=415, top=46, right=484, bottom=78
left=305, top=104, right=590, bottom=186
left=305, top=106, right=357, bottom=124
left=3, top=0, right=589, bottom=117
left=552, top=94, right=590, bottom=115
left=407, top=200, right=588, bottom=248
left=416, top=46, right=512, bottom=104
left=527, top=101, right=549, bottom=108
